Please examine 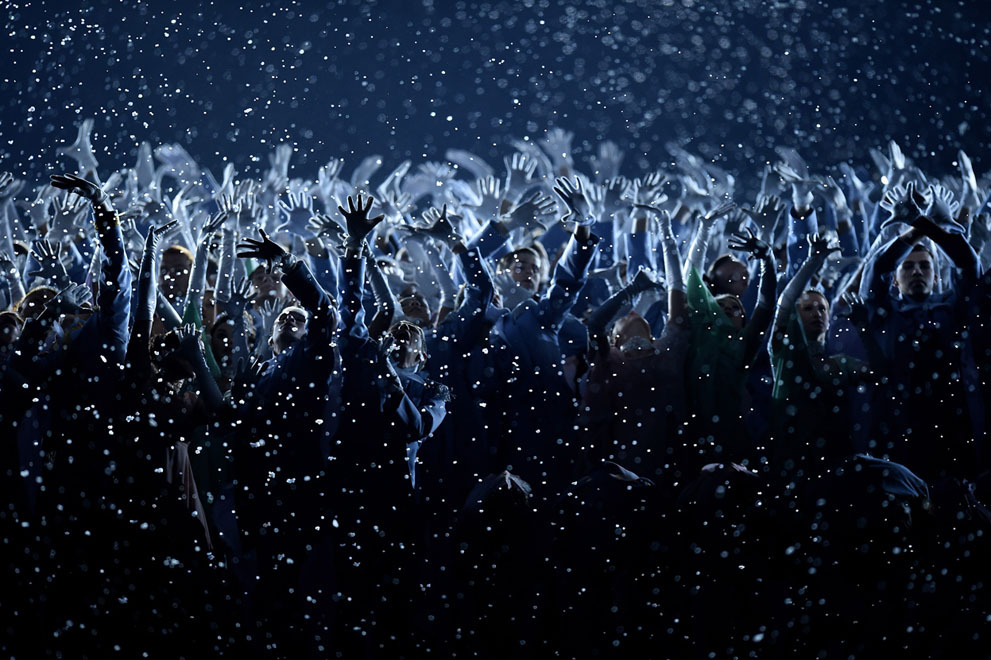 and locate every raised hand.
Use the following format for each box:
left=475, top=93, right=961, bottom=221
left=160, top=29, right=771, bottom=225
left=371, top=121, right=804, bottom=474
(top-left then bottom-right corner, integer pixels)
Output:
left=727, top=226, right=772, bottom=261
left=375, top=160, right=411, bottom=198
left=216, top=193, right=241, bottom=217
left=701, top=201, right=736, bottom=225
left=471, top=175, right=503, bottom=220
left=276, top=191, right=314, bottom=233
left=773, top=146, right=811, bottom=184
left=553, top=176, right=596, bottom=225
left=28, top=240, right=70, bottom=285
left=256, top=298, right=283, bottom=338
left=880, top=182, right=926, bottom=228
left=632, top=171, right=667, bottom=205
left=838, top=162, right=875, bottom=205
left=237, top=229, right=290, bottom=271
left=957, top=149, right=982, bottom=208
left=350, top=155, right=384, bottom=190
left=839, top=291, right=868, bottom=329
left=589, top=140, right=623, bottom=182
left=0, top=251, right=20, bottom=281
left=217, top=276, right=256, bottom=318
left=306, top=213, right=348, bottom=247
left=540, top=128, right=575, bottom=173
left=740, top=194, right=785, bottom=240
left=57, top=118, right=100, bottom=174
left=628, top=268, right=662, bottom=295
left=445, top=149, right=495, bottom=180
left=417, top=161, right=456, bottom=187
left=47, top=192, right=89, bottom=242
left=773, top=147, right=817, bottom=210
left=156, top=144, right=202, bottom=185
left=338, top=193, right=385, bottom=246
left=0, top=172, right=24, bottom=204
left=234, top=194, right=264, bottom=231
left=927, top=184, right=961, bottom=227
left=631, top=198, right=668, bottom=218
left=199, top=208, right=229, bottom=241
left=145, top=218, right=179, bottom=253
left=45, top=282, right=92, bottom=317
left=373, top=190, right=412, bottom=224
left=318, top=159, right=345, bottom=198
left=231, top=355, right=268, bottom=403
left=815, top=175, right=851, bottom=214
left=50, top=173, right=106, bottom=204
left=493, top=271, right=534, bottom=309
left=417, top=204, right=464, bottom=246
left=505, top=190, right=556, bottom=231
left=174, top=323, right=204, bottom=360
left=503, top=152, right=539, bottom=203
left=601, top=176, right=633, bottom=219
left=263, top=144, right=292, bottom=192
left=808, top=233, right=841, bottom=261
